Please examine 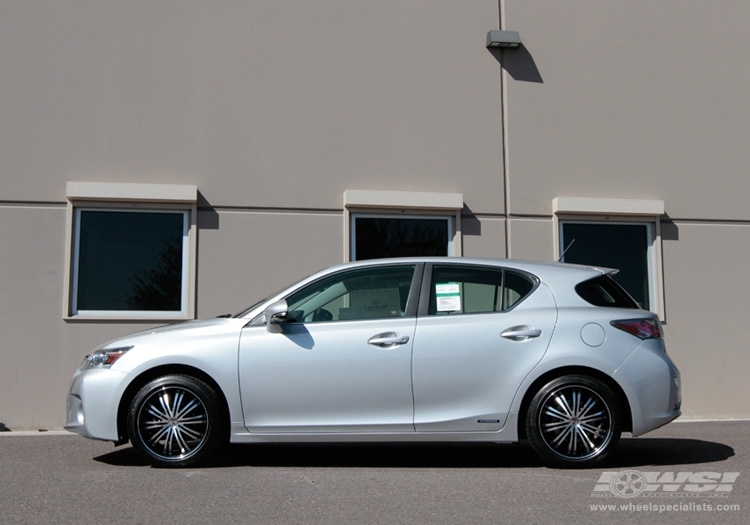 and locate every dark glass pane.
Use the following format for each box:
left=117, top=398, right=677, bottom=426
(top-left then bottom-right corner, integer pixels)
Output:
left=76, top=211, right=185, bottom=311
left=429, top=265, right=504, bottom=315
left=354, top=217, right=448, bottom=261
left=561, top=223, right=649, bottom=309
left=428, top=266, right=536, bottom=315
left=503, top=271, right=535, bottom=310
left=285, top=265, right=416, bottom=322
left=575, top=275, right=640, bottom=309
